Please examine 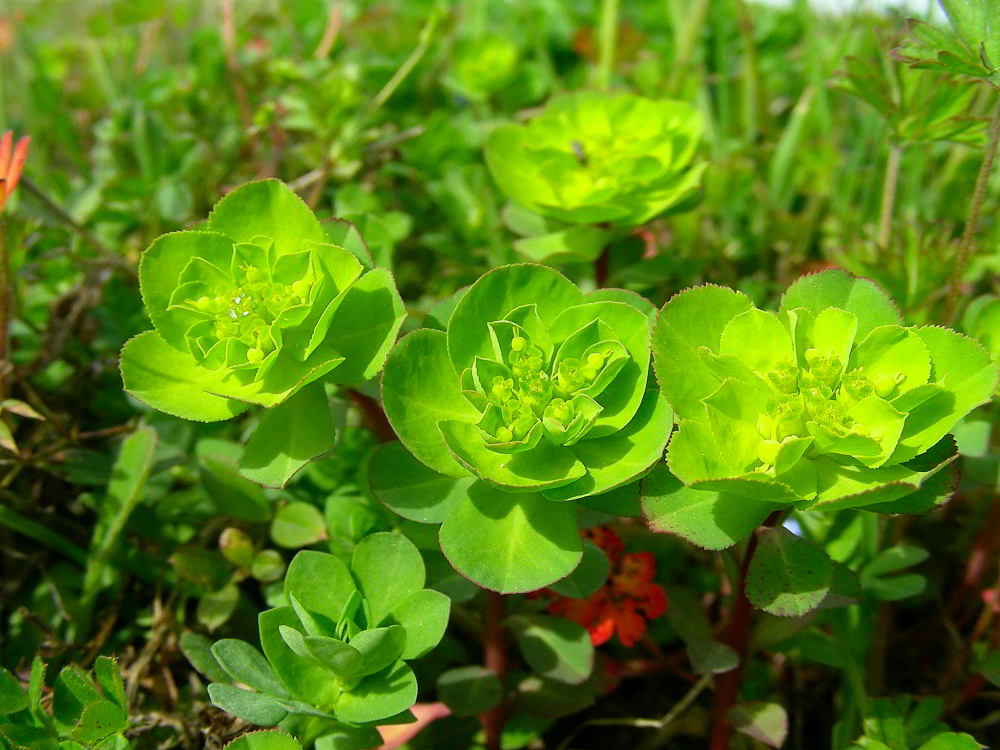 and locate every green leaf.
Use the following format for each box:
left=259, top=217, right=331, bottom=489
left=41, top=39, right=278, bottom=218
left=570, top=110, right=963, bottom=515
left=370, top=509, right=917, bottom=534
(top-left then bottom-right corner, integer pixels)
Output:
left=251, top=550, right=286, bottom=582
left=720, top=308, right=795, bottom=375
left=284, top=551, right=358, bottom=624
left=747, top=528, right=834, bottom=617
left=299, top=634, right=362, bottom=681
left=666, top=587, right=739, bottom=674
left=729, top=702, right=788, bottom=748
left=324, top=268, right=406, bottom=385
left=446, top=264, right=583, bottom=372
left=916, top=734, right=985, bottom=750
left=891, top=326, right=998, bottom=463
left=0, top=667, right=28, bottom=715
left=653, top=284, right=753, bottom=419
left=386, top=588, right=451, bottom=659
left=976, top=648, right=1000, bottom=688
left=211, top=639, right=290, bottom=697
left=93, top=657, right=126, bottom=714
left=335, top=662, right=418, bottom=724
left=258, top=607, right=340, bottom=708
left=779, top=270, right=902, bottom=340
left=543, top=390, right=672, bottom=501
left=197, top=584, right=240, bottom=631
left=207, top=684, right=290, bottom=726
left=224, top=731, right=303, bottom=750
left=314, top=727, right=384, bottom=750
left=68, top=699, right=127, bottom=744
left=240, top=382, right=335, bottom=488
left=381, top=329, right=478, bottom=477
left=350, top=626, right=407, bottom=676
left=199, top=451, right=271, bottom=522
left=120, top=331, right=249, bottom=422
left=512, top=226, right=613, bottom=264
left=641, top=465, right=771, bottom=550
left=180, top=631, right=232, bottom=685
left=138, top=231, right=234, bottom=348
left=438, top=482, right=582, bottom=593
left=860, top=544, right=929, bottom=601
left=367, top=442, right=475, bottom=524
left=507, top=615, right=594, bottom=685
left=548, top=541, right=609, bottom=599
left=437, top=666, right=502, bottom=716
left=351, top=533, right=426, bottom=626
left=440, top=420, right=586, bottom=492
left=207, top=179, right=326, bottom=256
left=270, top=502, right=328, bottom=548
